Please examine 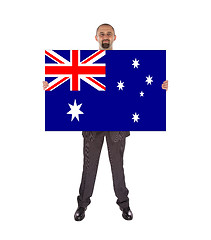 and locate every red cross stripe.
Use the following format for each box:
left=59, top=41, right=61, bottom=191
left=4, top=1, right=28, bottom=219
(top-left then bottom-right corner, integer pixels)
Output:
left=45, top=50, right=106, bottom=91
